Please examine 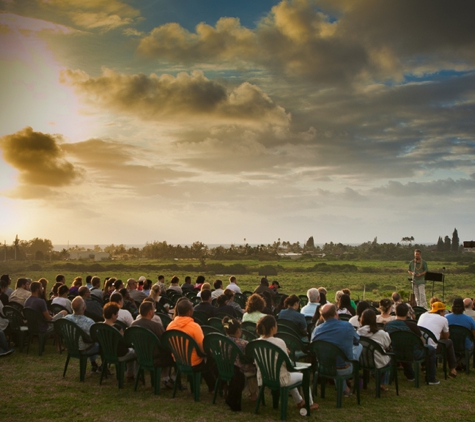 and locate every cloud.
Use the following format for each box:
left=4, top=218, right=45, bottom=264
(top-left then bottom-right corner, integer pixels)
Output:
left=60, top=68, right=290, bottom=125
left=0, top=127, right=81, bottom=192
left=372, top=178, right=475, bottom=197
left=136, top=0, right=475, bottom=84
left=35, top=0, right=140, bottom=31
